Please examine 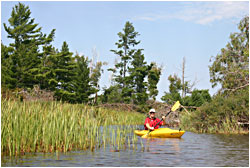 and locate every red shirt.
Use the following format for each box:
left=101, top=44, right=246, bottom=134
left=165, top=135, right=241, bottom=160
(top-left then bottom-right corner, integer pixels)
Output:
left=144, top=117, right=163, bottom=130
